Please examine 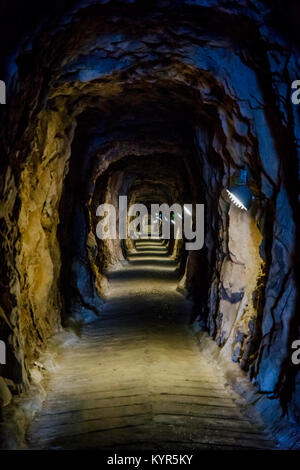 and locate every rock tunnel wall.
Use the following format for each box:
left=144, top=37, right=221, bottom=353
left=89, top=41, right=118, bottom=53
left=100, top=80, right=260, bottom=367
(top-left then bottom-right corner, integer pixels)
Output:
left=0, top=0, right=299, bottom=430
